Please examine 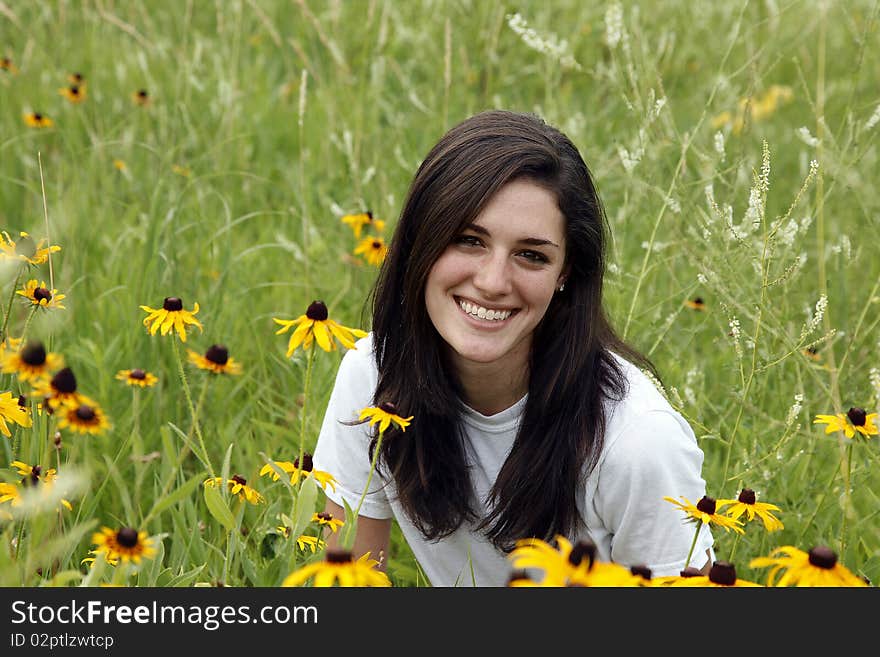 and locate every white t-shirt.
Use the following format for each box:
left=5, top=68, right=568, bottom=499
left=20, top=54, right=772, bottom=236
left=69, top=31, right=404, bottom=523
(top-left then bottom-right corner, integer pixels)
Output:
left=313, top=334, right=715, bottom=587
